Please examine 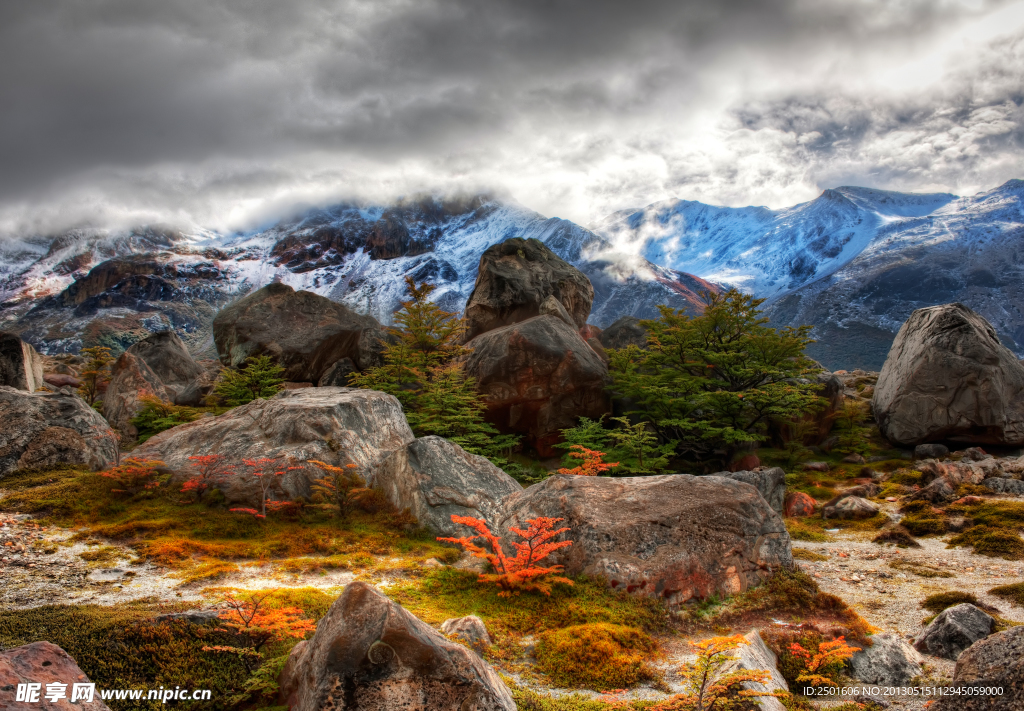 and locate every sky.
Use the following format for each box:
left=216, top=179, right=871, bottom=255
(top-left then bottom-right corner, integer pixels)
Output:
left=1, top=0, right=1023, bottom=237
